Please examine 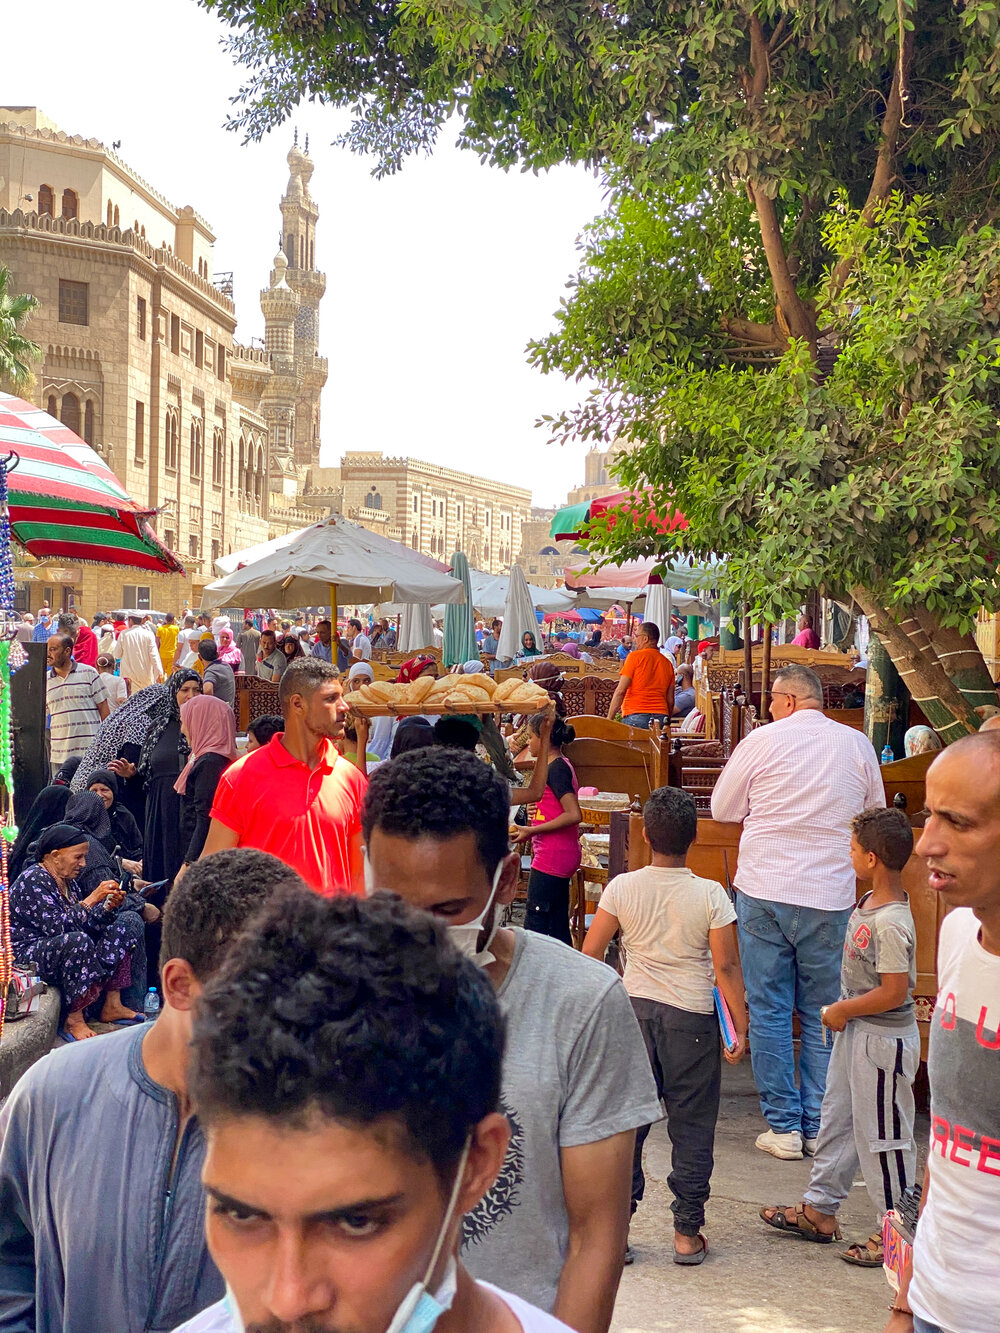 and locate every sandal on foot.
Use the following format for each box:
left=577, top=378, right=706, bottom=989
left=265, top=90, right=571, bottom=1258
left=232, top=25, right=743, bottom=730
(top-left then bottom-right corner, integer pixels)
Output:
left=673, top=1235, right=708, bottom=1265
left=759, top=1204, right=841, bottom=1243
left=841, top=1234, right=884, bottom=1267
